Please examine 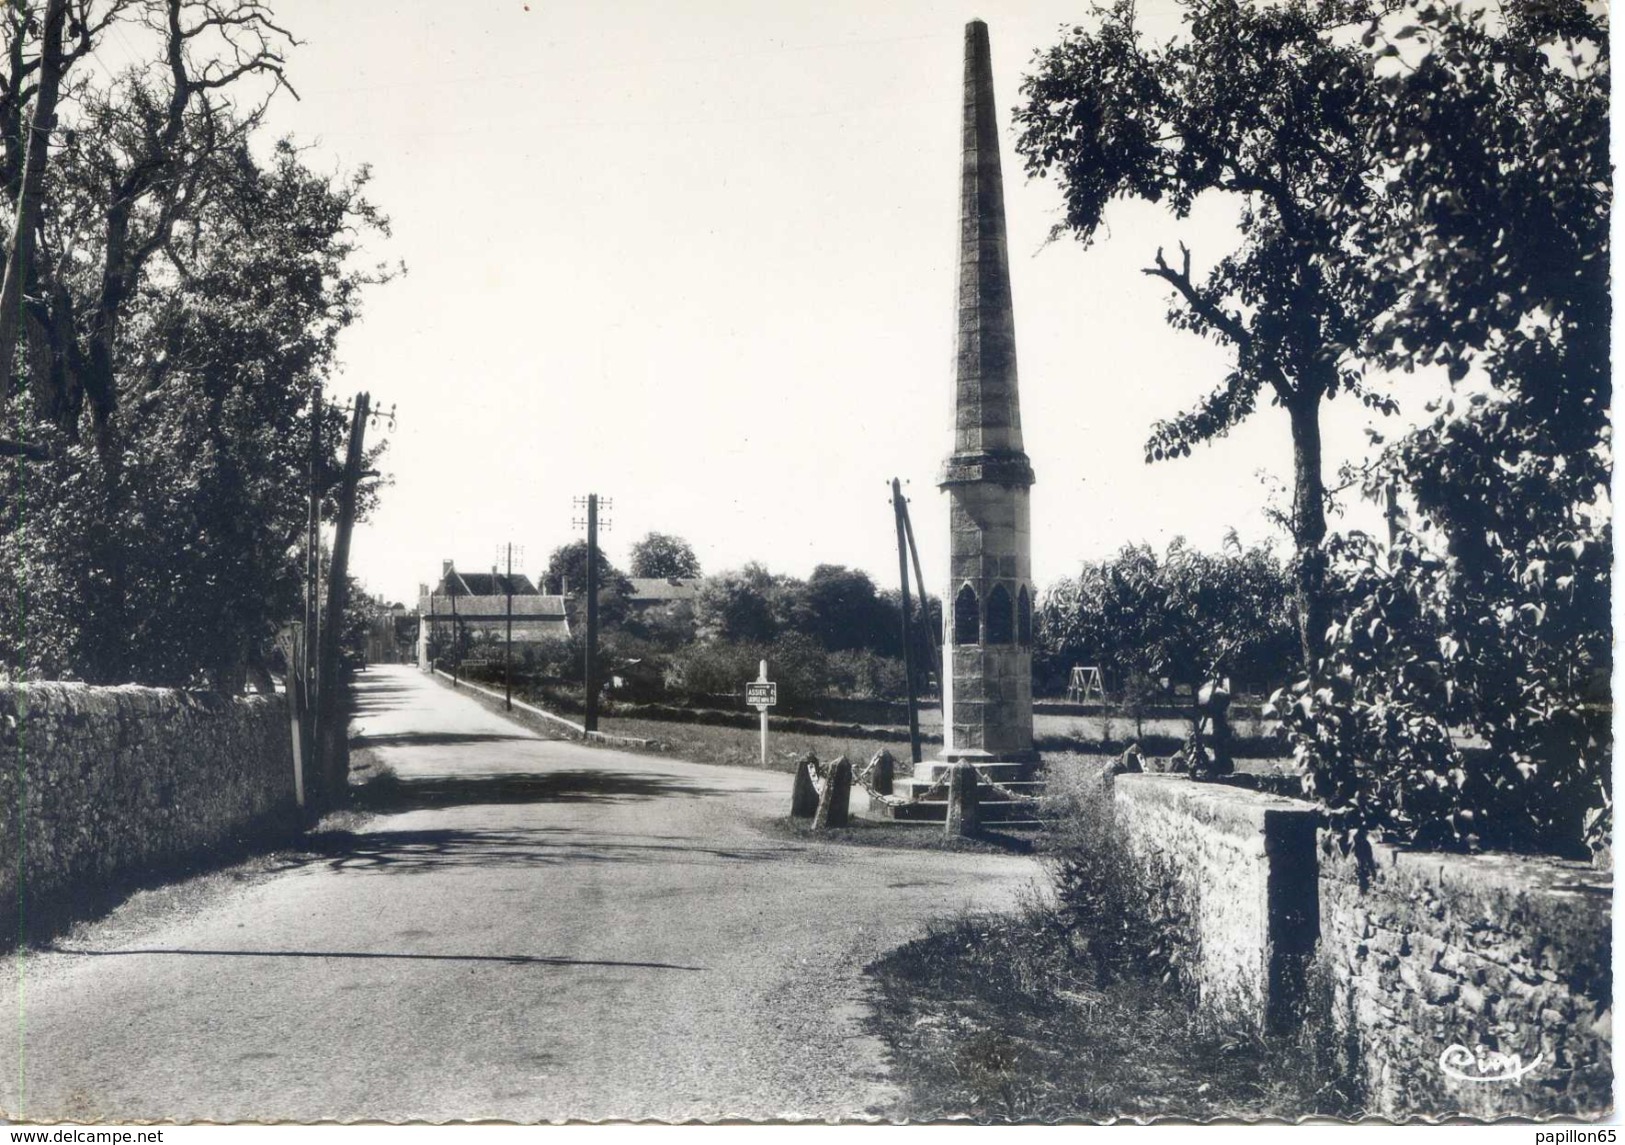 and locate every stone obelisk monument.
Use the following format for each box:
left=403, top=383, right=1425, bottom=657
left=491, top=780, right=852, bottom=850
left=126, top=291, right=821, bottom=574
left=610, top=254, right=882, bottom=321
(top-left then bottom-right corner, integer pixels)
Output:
left=938, top=18, right=1036, bottom=773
